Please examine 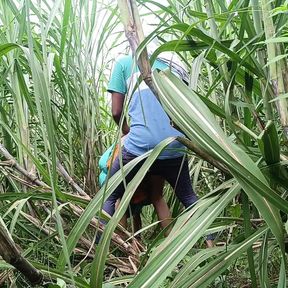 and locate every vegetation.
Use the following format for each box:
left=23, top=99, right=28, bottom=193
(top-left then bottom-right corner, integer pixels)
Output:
left=0, top=0, right=288, bottom=287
